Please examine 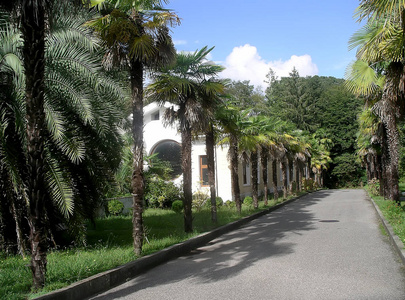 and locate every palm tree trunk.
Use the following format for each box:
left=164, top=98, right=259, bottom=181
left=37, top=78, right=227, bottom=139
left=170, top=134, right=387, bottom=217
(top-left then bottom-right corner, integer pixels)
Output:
left=261, top=149, right=269, bottom=206
left=130, top=60, right=144, bottom=255
left=206, top=125, right=217, bottom=223
left=281, top=159, right=288, bottom=199
left=288, top=157, right=293, bottom=195
left=272, top=159, right=278, bottom=201
left=294, top=160, right=300, bottom=193
left=22, top=1, right=48, bottom=289
left=180, top=103, right=193, bottom=232
left=251, top=151, right=258, bottom=209
left=229, top=134, right=241, bottom=214
left=11, top=200, right=27, bottom=258
left=385, top=118, right=400, bottom=202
